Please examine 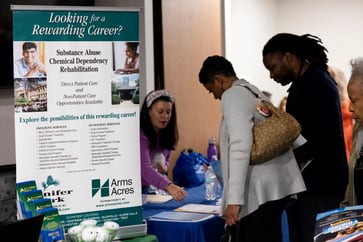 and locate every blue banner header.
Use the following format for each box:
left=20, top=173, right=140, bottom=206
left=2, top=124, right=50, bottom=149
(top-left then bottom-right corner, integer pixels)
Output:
left=13, top=10, right=139, bottom=41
